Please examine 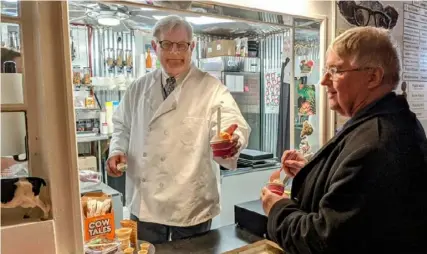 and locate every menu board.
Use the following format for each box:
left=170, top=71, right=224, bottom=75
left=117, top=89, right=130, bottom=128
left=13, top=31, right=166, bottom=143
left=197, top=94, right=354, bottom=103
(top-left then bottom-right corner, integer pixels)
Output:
left=403, top=2, right=427, bottom=120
